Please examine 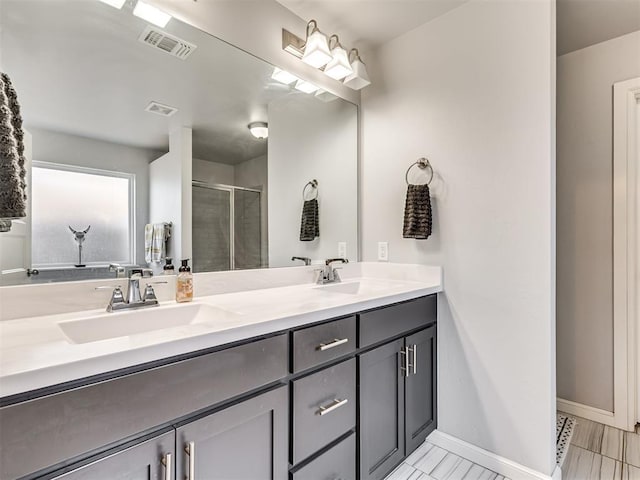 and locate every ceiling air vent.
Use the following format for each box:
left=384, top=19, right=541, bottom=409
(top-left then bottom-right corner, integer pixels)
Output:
left=145, top=101, right=178, bottom=117
left=138, top=26, right=197, bottom=60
